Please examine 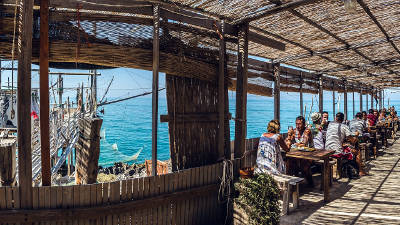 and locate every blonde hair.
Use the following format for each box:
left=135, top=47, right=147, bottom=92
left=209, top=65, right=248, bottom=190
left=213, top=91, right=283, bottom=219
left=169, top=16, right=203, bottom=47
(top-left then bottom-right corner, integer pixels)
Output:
left=267, top=120, right=280, bottom=133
